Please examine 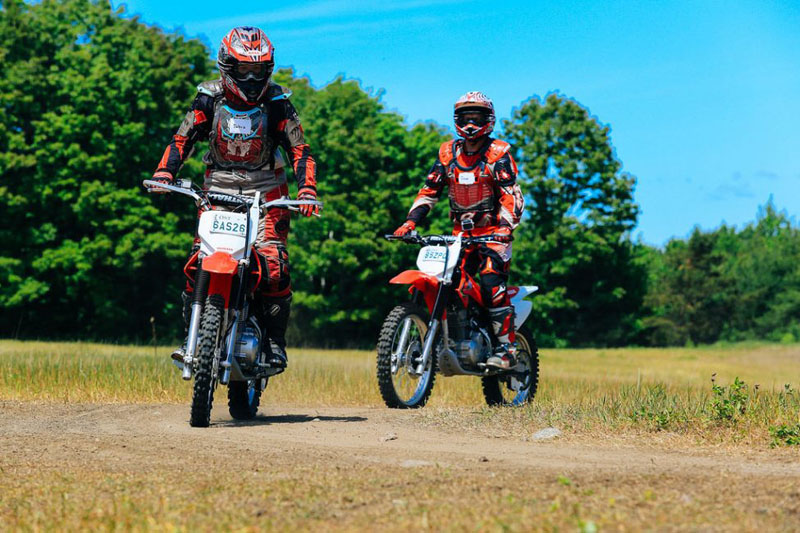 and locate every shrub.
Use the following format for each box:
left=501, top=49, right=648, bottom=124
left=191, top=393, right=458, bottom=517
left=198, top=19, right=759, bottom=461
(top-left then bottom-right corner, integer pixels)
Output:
left=709, top=375, right=749, bottom=421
